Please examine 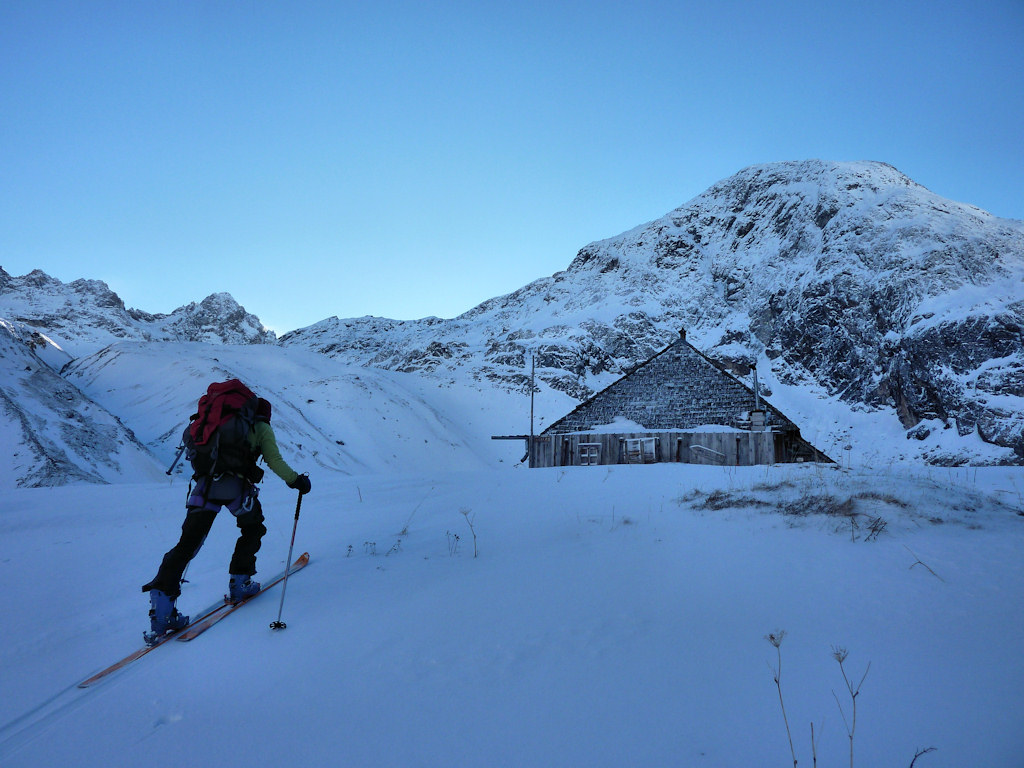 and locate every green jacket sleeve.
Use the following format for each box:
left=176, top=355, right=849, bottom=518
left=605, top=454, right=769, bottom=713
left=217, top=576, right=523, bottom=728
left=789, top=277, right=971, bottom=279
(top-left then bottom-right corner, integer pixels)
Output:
left=251, top=421, right=299, bottom=485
